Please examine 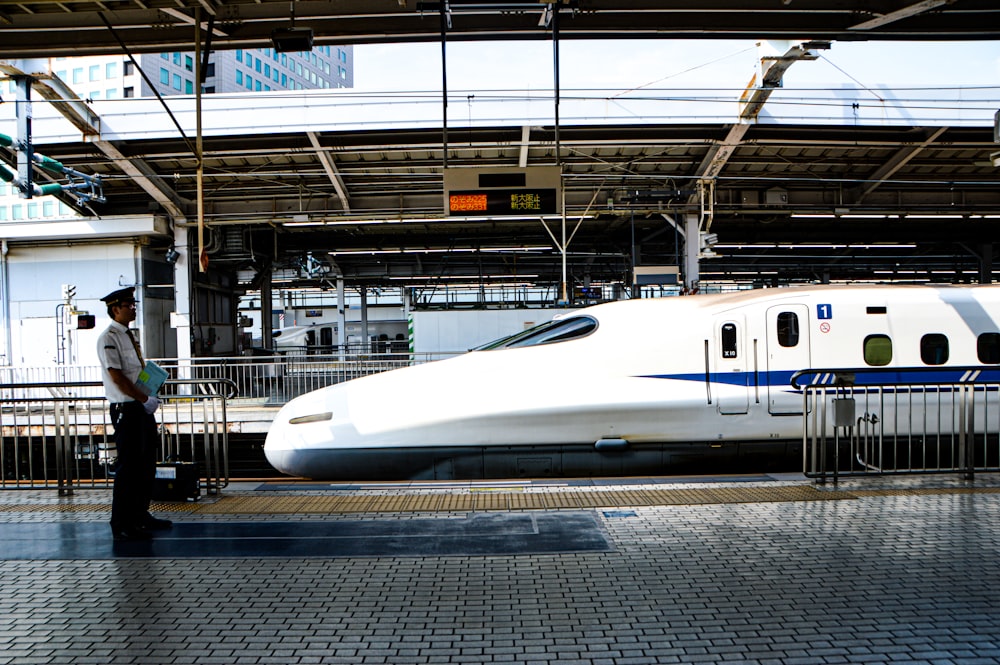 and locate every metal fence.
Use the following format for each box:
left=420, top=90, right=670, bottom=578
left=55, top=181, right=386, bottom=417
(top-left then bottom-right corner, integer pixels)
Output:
left=796, top=368, right=1000, bottom=482
left=0, top=378, right=235, bottom=494
left=0, top=349, right=457, bottom=408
